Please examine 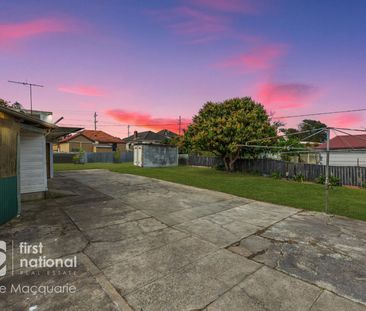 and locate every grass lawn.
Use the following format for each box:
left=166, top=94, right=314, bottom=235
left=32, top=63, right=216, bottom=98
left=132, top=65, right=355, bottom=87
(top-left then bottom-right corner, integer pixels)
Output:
left=54, top=163, right=366, bottom=221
